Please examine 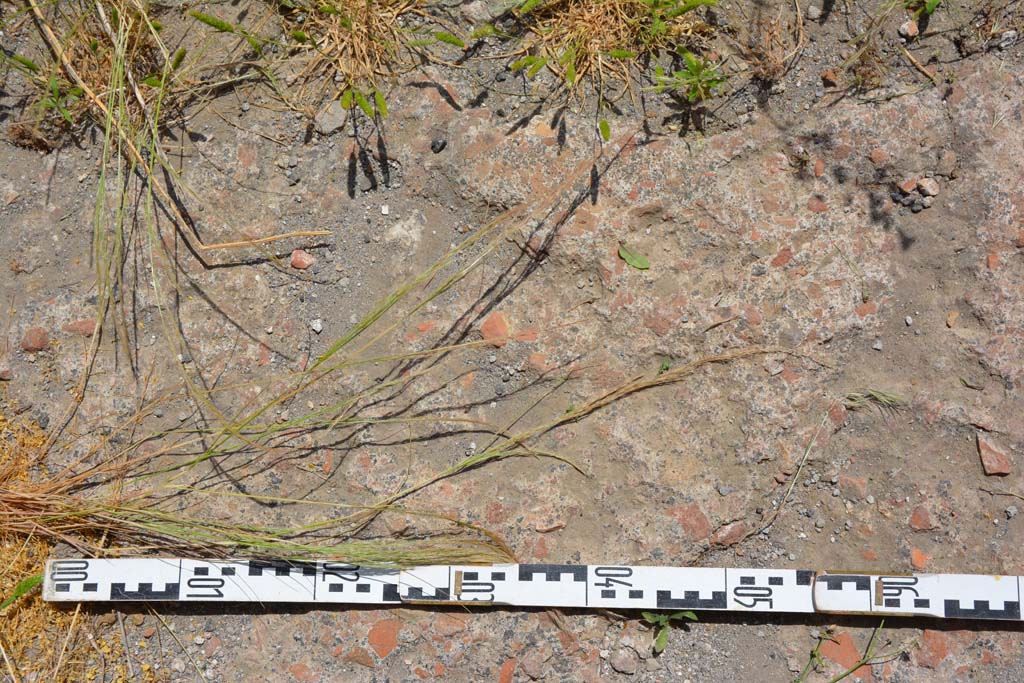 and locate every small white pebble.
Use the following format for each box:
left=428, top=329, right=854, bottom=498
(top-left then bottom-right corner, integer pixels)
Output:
left=905, top=316, right=913, bottom=326
left=381, top=204, right=389, bottom=215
